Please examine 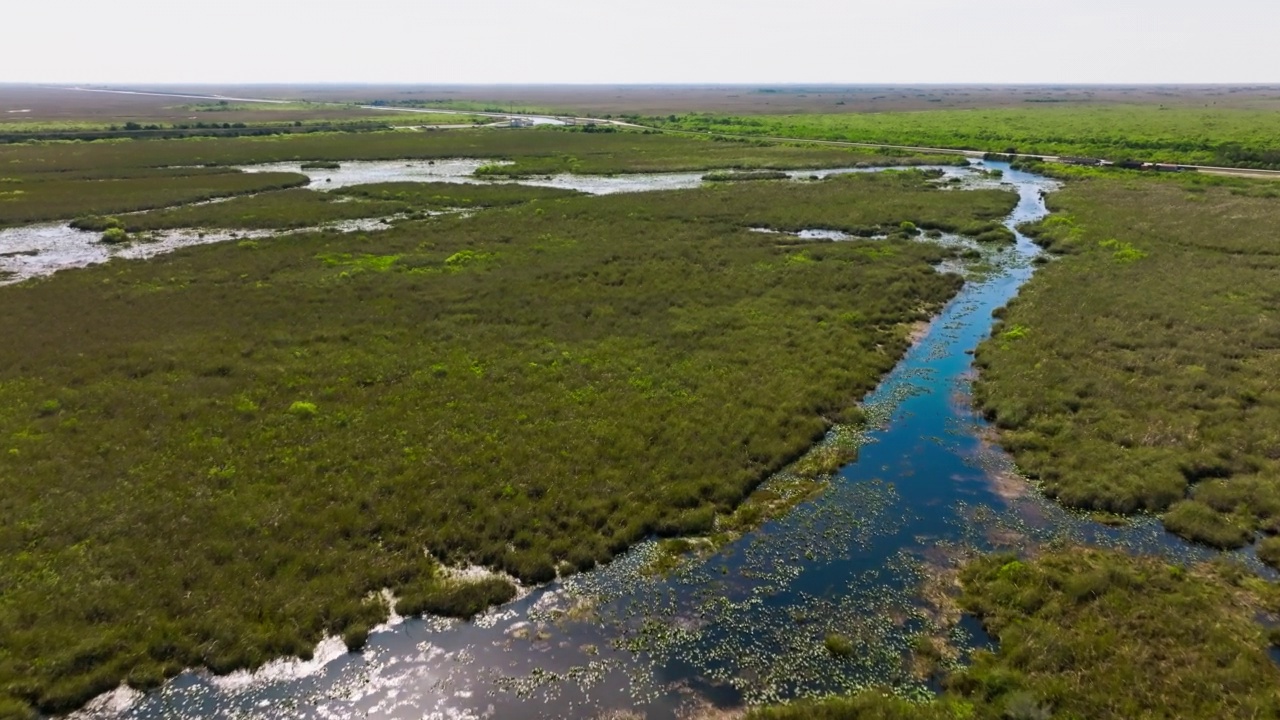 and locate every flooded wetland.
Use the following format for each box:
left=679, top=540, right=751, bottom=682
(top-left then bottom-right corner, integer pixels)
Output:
left=54, top=163, right=1245, bottom=720
left=2, top=118, right=1278, bottom=720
